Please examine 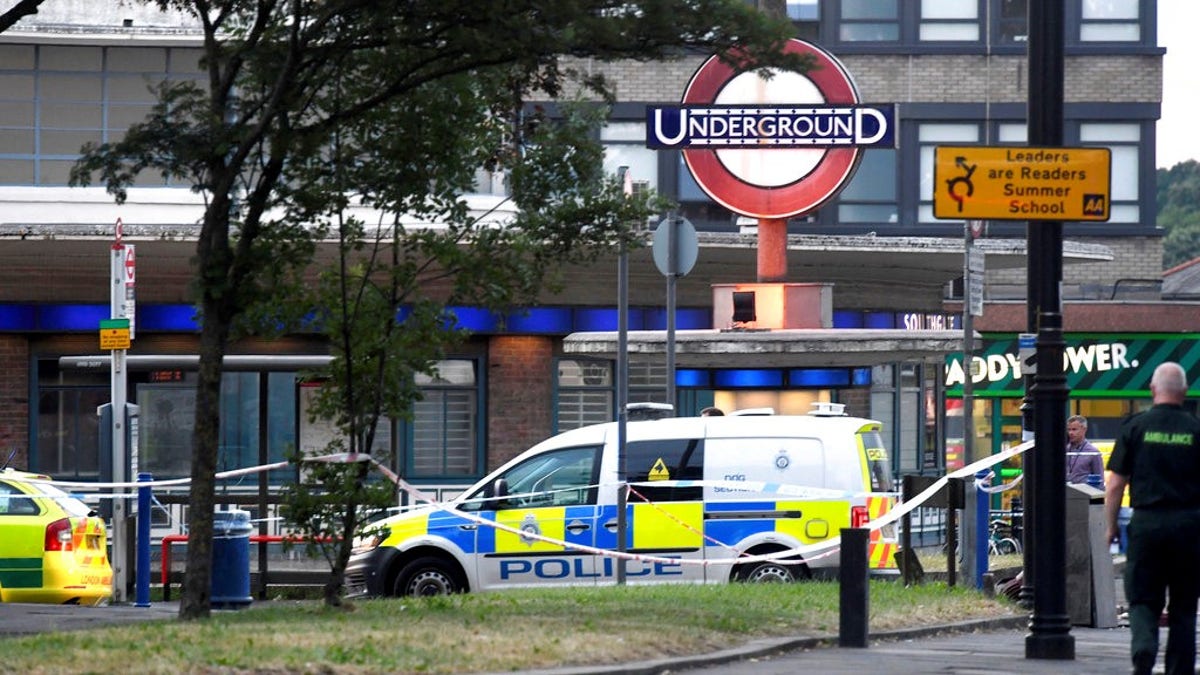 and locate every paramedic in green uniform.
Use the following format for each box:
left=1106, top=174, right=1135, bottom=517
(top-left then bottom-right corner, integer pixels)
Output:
left=1105, top=361, right=1200, bottom=675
